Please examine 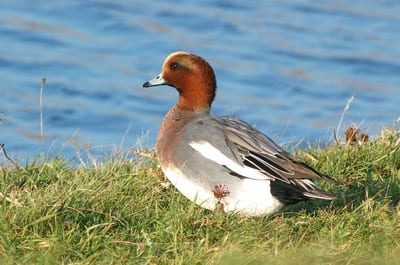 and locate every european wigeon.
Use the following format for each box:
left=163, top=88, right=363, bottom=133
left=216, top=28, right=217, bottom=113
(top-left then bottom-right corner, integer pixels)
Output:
left=143, top=51, right=335, bottom=216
